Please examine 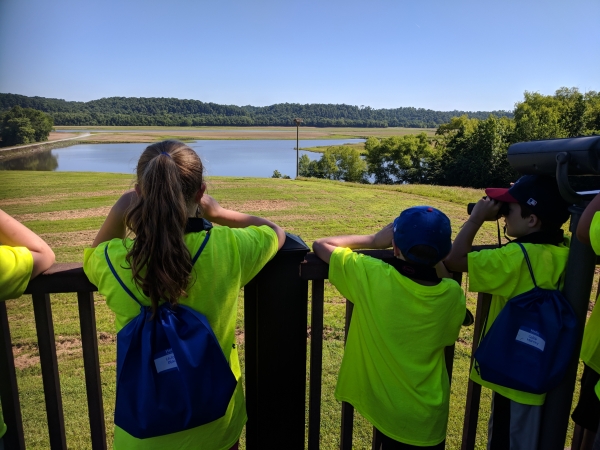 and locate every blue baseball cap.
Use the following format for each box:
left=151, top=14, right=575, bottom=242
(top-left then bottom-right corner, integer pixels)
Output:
left=393, top=206, right=452, bottom=266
